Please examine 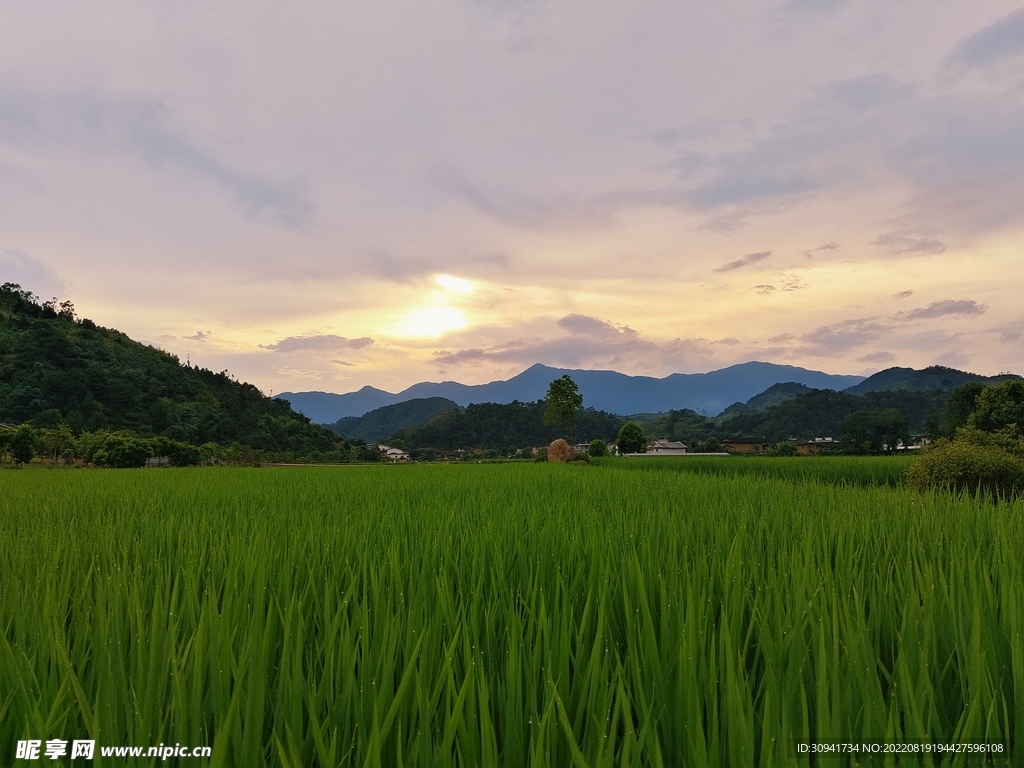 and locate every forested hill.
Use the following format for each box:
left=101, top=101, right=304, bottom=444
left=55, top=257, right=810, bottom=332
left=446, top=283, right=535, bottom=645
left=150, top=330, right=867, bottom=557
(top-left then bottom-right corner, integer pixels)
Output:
left=390, top=401, right=622, bottom=451
left=326, top=397, right=462, bottom=443
left=0, top=283, right=339, bottom=453
left=716, top=388, right=948, bottom=442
